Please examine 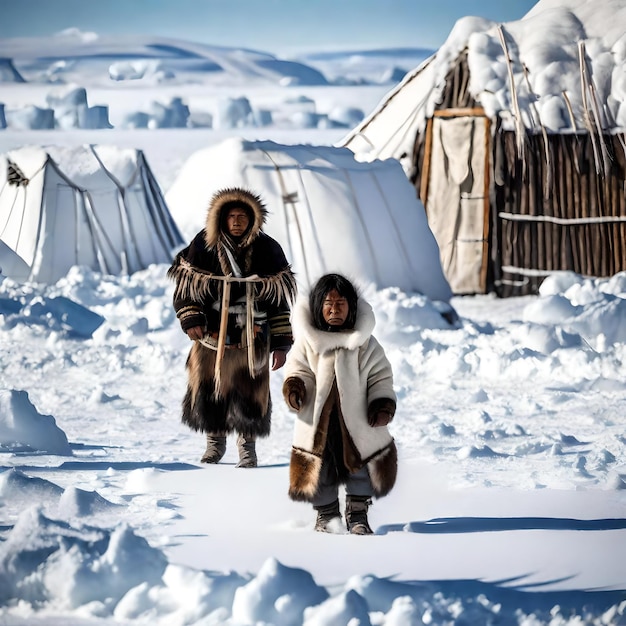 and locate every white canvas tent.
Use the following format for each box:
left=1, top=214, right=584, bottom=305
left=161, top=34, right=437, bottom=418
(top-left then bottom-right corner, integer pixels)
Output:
left=0, top=145, right=184, bottom=283
left=166, top=137, right=452, bottom=303
left=341, top=0, right=626, bottom=297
